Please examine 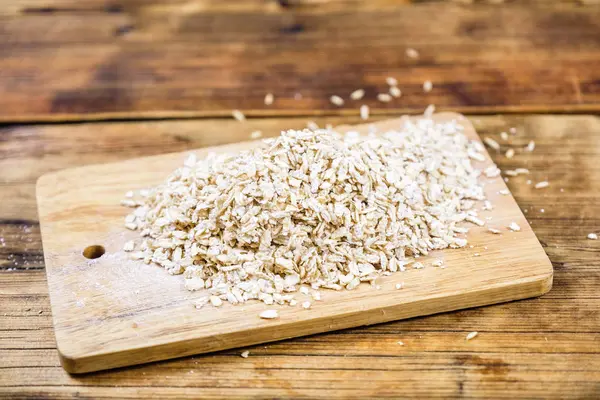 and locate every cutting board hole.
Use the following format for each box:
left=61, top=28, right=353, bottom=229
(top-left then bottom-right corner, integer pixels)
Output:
left=83, top=245, right=105, bottom=259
